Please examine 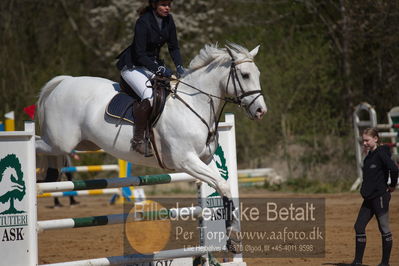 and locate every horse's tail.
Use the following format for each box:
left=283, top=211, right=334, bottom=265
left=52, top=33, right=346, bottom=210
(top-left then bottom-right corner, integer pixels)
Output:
left=37, top=75, right=71, bottom=132
left=36, top=76, right=71, bottom=182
